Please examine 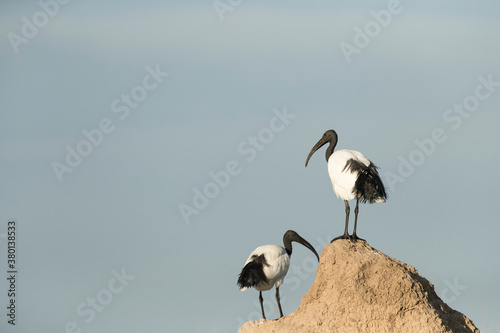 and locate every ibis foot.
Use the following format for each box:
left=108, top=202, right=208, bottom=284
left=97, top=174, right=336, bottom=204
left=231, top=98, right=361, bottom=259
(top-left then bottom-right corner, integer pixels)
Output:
left=331, top=233, right=350, bottom=242
left=350, top=233, right=365, bottom=242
